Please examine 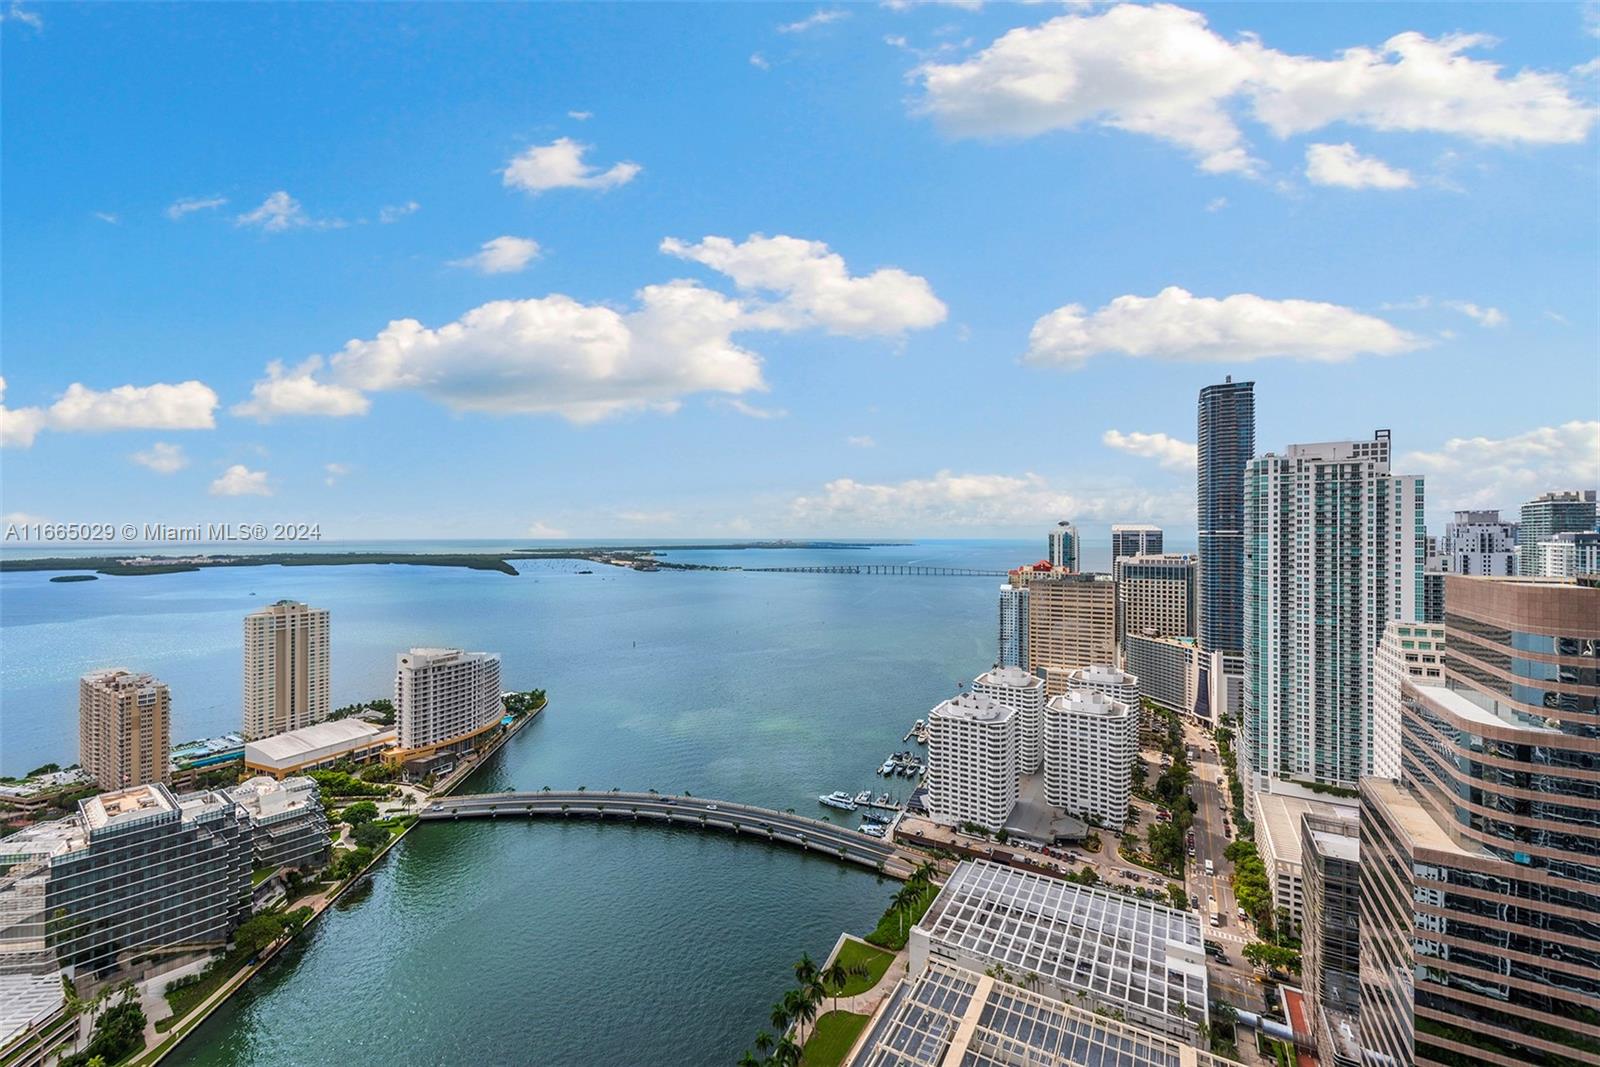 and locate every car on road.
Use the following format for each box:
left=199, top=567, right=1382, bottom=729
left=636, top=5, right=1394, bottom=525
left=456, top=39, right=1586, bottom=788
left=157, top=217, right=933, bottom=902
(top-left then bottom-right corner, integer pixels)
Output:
left=706, top=803, right=718, bottom=811
left=1190, top=895, right=1200, bottom=909
left=1205, top=858, right=1215, bottom=876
